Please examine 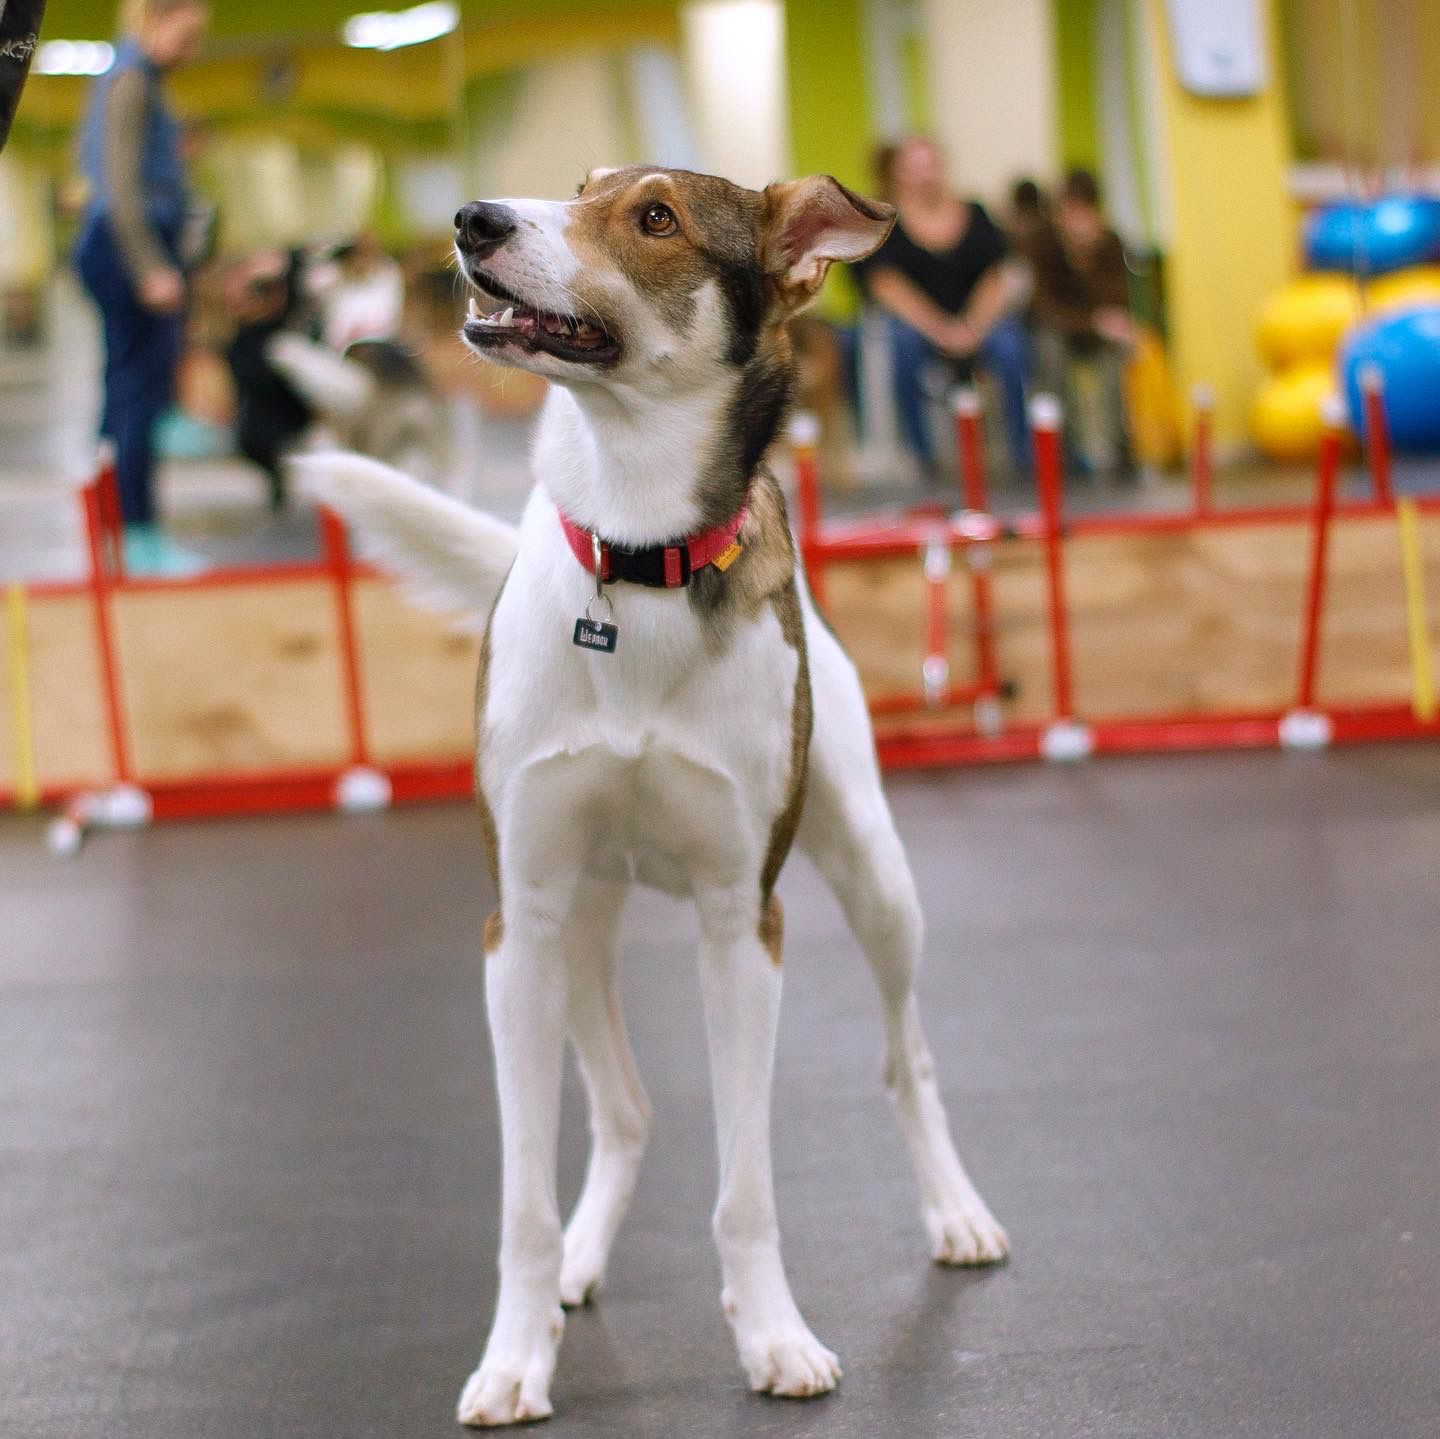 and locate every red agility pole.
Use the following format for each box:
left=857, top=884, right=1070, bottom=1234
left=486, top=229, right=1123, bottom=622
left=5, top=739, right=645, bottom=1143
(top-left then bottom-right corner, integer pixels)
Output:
left=789, top=412, right=825, bottom=607
left=320, top=506, right=372, bottom=768
left=1190, top=384, right=1215, bottom=517
left=95, top=442, right=126, bottom=580
left=952, top=386, right=987, bottom=509
left=951, top=388, right=1002, bottom=709
left=921, top=529, right=950, bottom=708
left=1358, top=364, right=1393, bottom=507
left=80, top=474, right=133, bottom=784
left=1031, top=394, right=1076, bottom=723
left=1295, top=399, right=1346, bottom=713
